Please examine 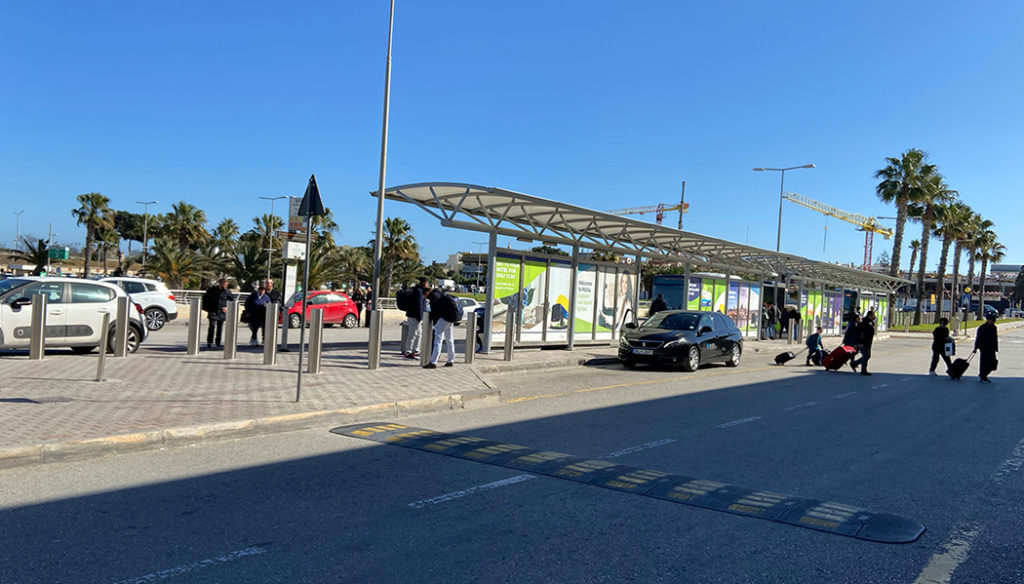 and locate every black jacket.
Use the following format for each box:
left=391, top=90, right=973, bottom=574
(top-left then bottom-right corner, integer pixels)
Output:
left=202, top=286, right=234, bottom=321
left=649, top=297, right=667, bottom=316
left=405, top=285, right=428, bottom=320
left=266, top=288, right=283, bottom=305
left=858, top=319, right=876, bottom=348
left=931, top=325, right=951, bottom=352
left=842, top=321, right=861, bottom=347
left=974, top=322, right=999, bottom=353
left=427, top=288, right=458, bottom=324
